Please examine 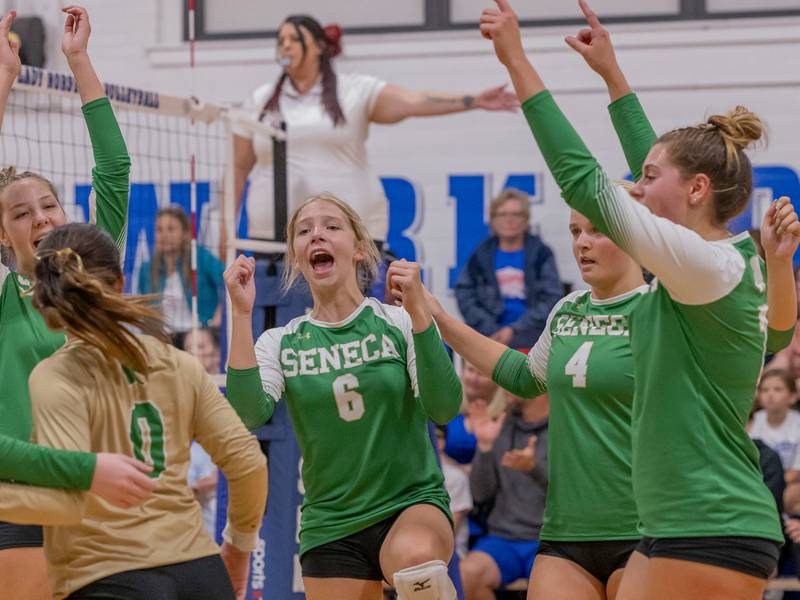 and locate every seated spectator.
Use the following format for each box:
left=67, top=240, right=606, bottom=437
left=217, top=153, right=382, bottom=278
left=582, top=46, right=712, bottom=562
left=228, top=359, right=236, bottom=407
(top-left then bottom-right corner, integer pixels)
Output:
left=444, top=361, right=499, bottom=467
left=138, top=206, right=224, bottom=345
left=750, top=369, right=800, bottom=478
left=460, top=392, right=549, bottom=600
left=455, top=189, right=561, bottom=349
left=436, top=425, right=473, bottom=559
left=183, top=327, right=222, bottom=375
